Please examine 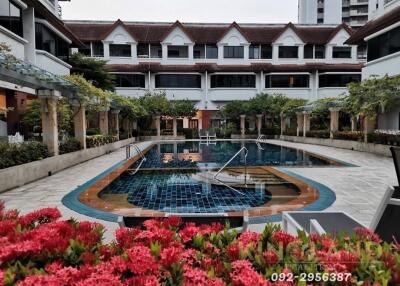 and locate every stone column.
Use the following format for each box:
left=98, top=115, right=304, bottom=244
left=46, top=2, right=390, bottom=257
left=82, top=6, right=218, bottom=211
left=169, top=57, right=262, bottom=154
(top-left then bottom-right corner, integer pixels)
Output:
left=303, top=111, right=311, bottom=138
left=351, top=117, right=357, bottom=132
left=173, top=117, right=178, bottom=138
left=296, top=112, right=304, bottom=137
left=280, top=113, right=286, bottom=136
left=22, top=7, right=36, bottom=63
left=72, top=104, right=86, bottom=149
left=240, top=115, right=246, bottom=136
left=154, top=116, right=161, bottom=137
left=99, top=108, right=109, bottom=135
left=364, top=117, right=376, bottom=143
left=132, top=119, right=138, bottom=131
left=111, top=109, right=120, bottom=140
left=256, top=114, right=263, bottom=136
left=329, top=107, right=340, bottom=139
left=38, top=90, right=60, bottom=156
